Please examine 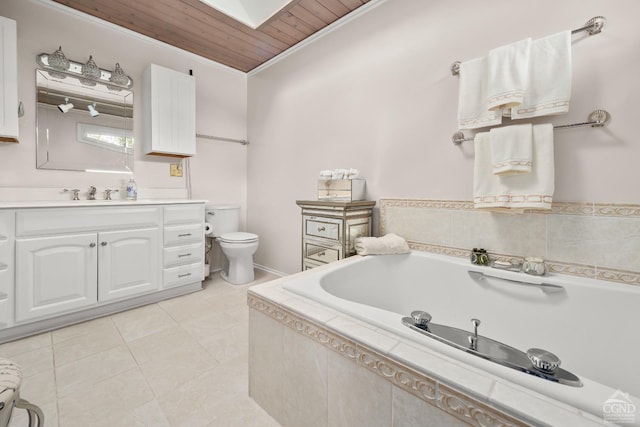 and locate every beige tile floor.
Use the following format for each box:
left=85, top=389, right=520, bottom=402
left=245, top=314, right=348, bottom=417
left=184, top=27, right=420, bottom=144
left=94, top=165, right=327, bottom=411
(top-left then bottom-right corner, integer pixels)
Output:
left=0, top=270, right=282, bottom=427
